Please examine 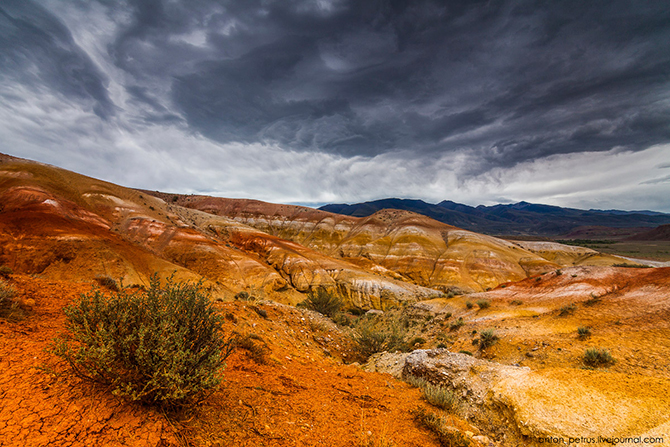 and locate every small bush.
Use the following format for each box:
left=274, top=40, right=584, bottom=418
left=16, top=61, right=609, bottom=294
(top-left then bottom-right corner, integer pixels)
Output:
left=465, top=301, right=473, bottom=309
left=331, top=312, right=355, bottom=327
left=235, top=291, right=254, bottom=301
left=0, top=266, right=13, bottom=279
left=558, top=304, right=576, bottom=316
left=94, top=275, right=119, bottom=292
left=443, top=312, right=452, bottom=319
left=423, top=384, right=458, bottom=412
left=583, top=348, right=615, bottom=368
left=556, top=269, right=563, bottom=276
left=0, top=279, right=24, bottom=320
left=449, top=317, right=465, bottom=331
left=235, top=333, right=270, bottom=364
left=458, top=350, right=472, bottom=356
left=51, top=275, right=235, bottom=407
left=348, top=307, right=366, bottom=316
left=510, top=300, right=523, bottom=306
left=298, top=288, right=342, bottom=318
left=412, top=407, right=470, bottom=447
left=476, top=300, right=490, bottom=310
left=577, top=326, right=591, bottom=340
left=352, top=323, right=403, bottom=360
left=405, top=376, right=458, bottom=412
left=0, top=279, right=16, bottom=304
left=478, top=329, right=499, bottom=350
left=584, top=293, right=601, bottom=306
